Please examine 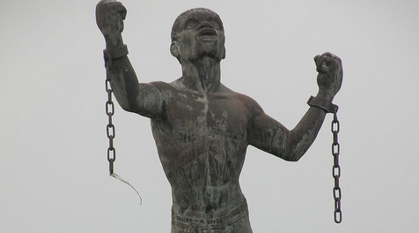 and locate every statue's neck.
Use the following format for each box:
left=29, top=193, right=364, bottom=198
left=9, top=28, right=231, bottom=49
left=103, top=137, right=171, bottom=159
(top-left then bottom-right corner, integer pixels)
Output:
left=181, top=57, right=221, bottom=92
